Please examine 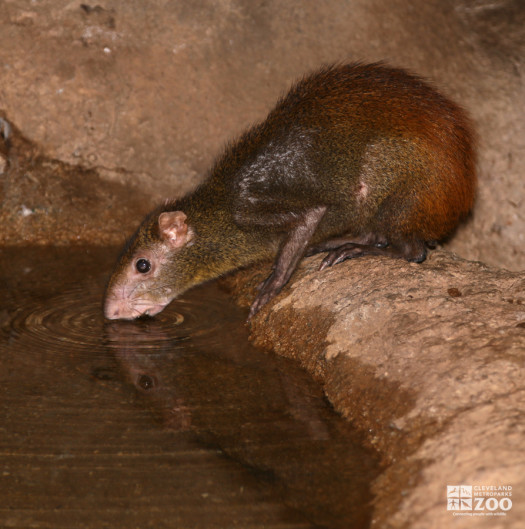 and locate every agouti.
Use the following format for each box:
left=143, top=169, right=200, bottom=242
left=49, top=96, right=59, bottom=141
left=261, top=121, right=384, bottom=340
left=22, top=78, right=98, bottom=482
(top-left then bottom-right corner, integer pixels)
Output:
left=104, top=62, right=476, bottom=320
